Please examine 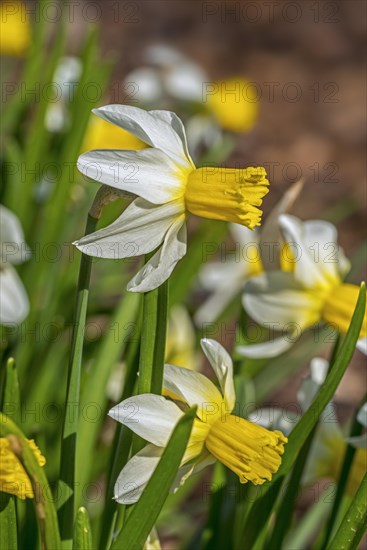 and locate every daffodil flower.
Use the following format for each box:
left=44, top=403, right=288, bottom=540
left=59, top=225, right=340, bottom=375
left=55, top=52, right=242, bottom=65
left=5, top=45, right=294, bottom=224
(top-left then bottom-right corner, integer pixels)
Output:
left=0, top=437, right=45, bottom=499
left=74, top=105, right=269, bottom=292
left=251, top=358, right=367, bottom=497
left=108, top=338, right=287, bottom=504
left=0, top=205, right=30, bottom=325
left=238, top=214, right=366, bottom=358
